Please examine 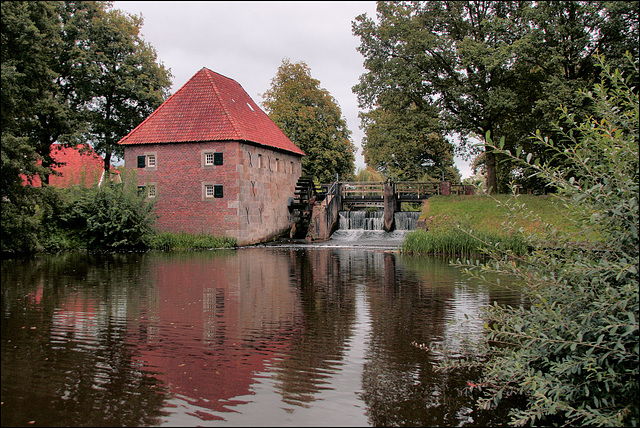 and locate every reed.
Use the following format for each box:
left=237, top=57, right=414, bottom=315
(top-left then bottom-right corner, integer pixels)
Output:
left=401, top=227, right=528, bottom=256
left=151, top=231, right=237, bottom=250
left=401, top=194, right=583, bottom=256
